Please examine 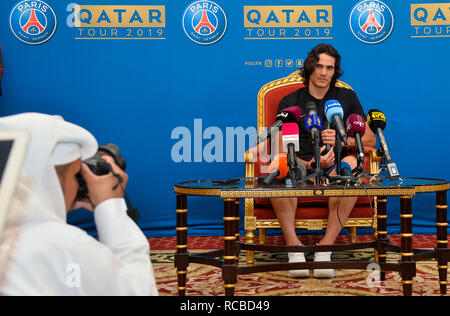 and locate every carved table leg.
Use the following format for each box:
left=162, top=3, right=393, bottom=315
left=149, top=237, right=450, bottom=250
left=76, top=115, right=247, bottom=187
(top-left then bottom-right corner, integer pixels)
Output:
left=234, top=200, right=241, bottom=259
left=175, top=194, right=188, bottom=296
left=223, top=198, right=238, bottom=296
left=400, top=196, right=415, bottom=296
left=376, top=196, right=388, bottom=281
left=436, top=190, right=448, bottom=295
